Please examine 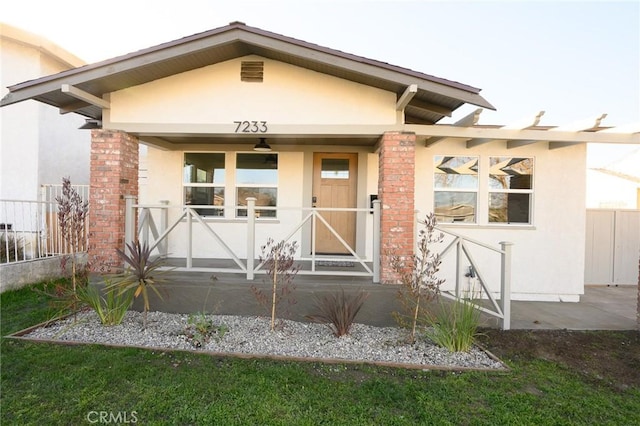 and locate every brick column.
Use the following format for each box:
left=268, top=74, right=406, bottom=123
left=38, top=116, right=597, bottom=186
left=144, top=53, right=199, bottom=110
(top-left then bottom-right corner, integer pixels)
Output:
left=89, top=129, right=139, bottom=272
left=378, top=131, right=416, bottom=284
